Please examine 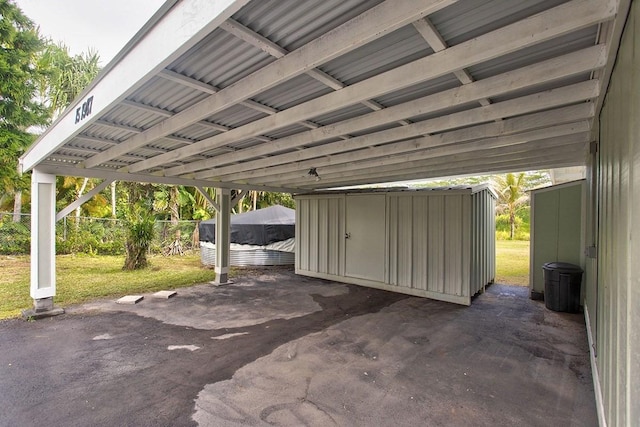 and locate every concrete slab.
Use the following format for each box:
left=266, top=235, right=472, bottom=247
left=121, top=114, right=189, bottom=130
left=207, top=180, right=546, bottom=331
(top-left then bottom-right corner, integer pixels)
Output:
left=152, top=290, right=177, bottom=299
left=116, top=295, right=143, bottom=305
left=0, top=268, right=597, bottom=426
left=20, top=307, right=65, bottom=320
